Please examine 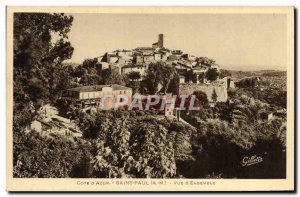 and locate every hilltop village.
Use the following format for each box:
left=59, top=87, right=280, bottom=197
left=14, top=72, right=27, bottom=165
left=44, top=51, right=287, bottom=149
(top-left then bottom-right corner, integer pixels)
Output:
left=24, top=33, right=288, bottom=142
left=24, top=34, right=285, bottom=143
left=27, top=34, right=236, bottom=138
left=66, top=34, right=234, bottom=108
left=96, top=34, right=230, bottom=87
